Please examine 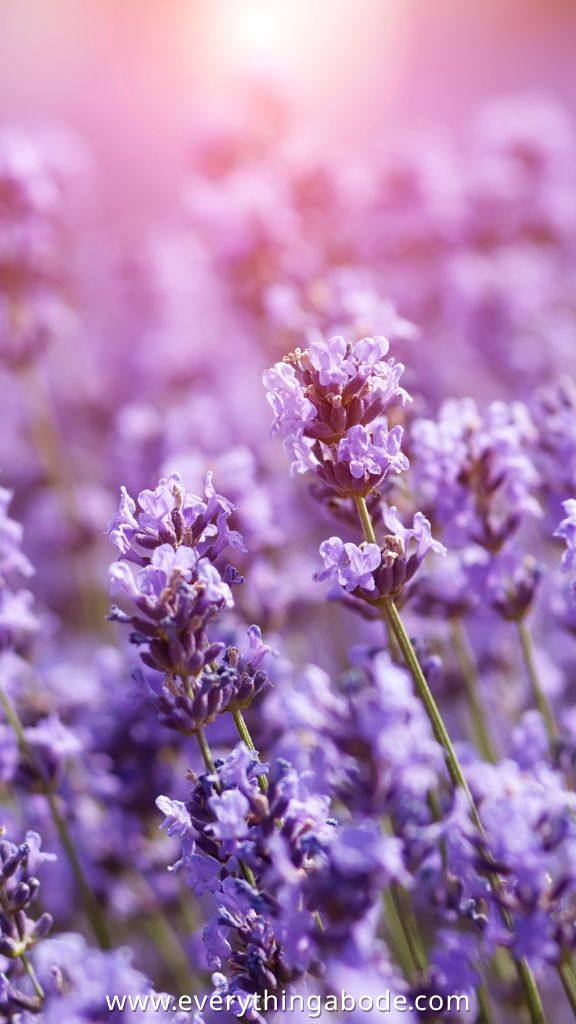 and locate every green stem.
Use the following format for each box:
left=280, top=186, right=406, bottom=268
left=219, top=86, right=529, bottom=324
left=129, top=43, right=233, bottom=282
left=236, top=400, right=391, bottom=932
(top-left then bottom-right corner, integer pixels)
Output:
left=21, top=950, right=44, bottom=1001
left=382, top=818, right=427, bottom=981
left=352, top=496, right=548, bottom=1024
left=355, top=494, right=378, bottom=544
left=141, top=910, right=197, bottom=994
left=196, top=725, right=217, bottom=777
left=383, top=596, right=481, bottom=824
left=476, top=981, right=495, bottom=1024
left=559, top=963, right=576, bottom=1019
left=451, top=618, right=497, bottom=763
left=231, top=710, right=268, bottom=794
left=0, top=685, right=111, bottom=950
left=517, top=620, right=558, bottom=750
left=383, top=885, right=420, bottom=981
left=516, top=959, right=546, bottom=1024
